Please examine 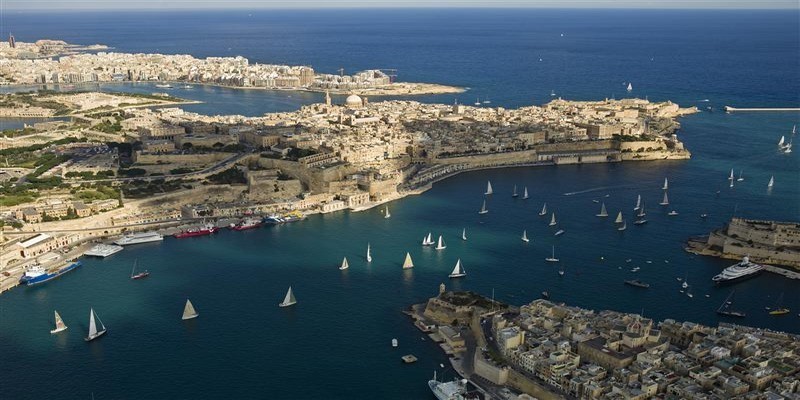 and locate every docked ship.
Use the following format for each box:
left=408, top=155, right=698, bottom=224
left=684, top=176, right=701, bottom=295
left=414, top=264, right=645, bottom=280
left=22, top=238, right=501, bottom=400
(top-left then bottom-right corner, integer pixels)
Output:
left=173, top=223, right=218, bottom=239
left=231, top=217, right=263, bottom=231
left=711, top=256, right=764, bottom=285
left=114, top=231, right=164, bottom=246
left=263, top=211, right=306, bottom=225
left=428, top=372, right=473, bottom=400
left=19, top=261, right=82, bottom=286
